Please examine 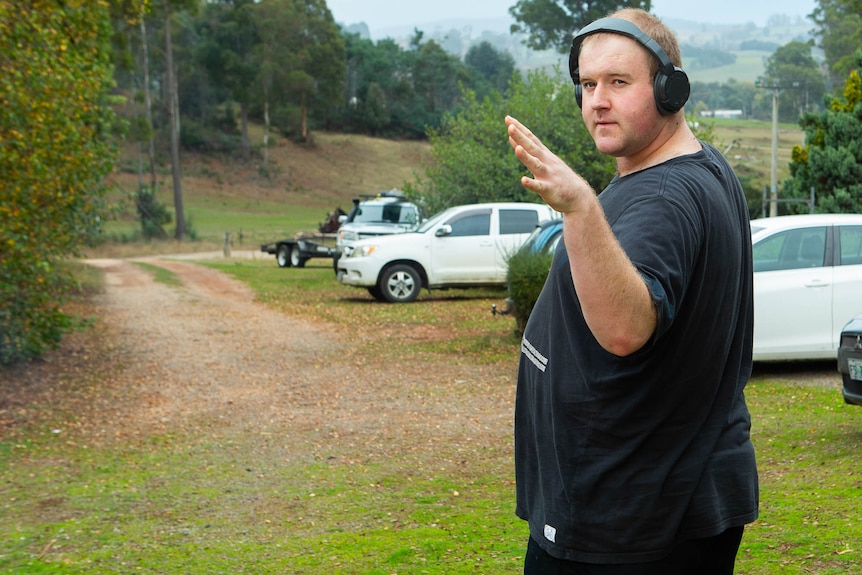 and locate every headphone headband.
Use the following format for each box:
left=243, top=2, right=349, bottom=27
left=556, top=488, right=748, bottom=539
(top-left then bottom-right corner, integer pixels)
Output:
left=569, top=17, right=690, bottom=115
